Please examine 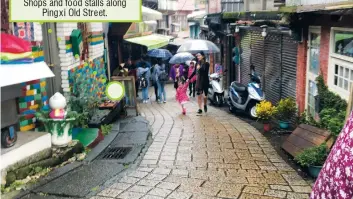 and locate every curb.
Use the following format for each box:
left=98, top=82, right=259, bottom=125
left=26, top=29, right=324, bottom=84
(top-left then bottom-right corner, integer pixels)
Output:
left=14, top=121, right=121, bottom=199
